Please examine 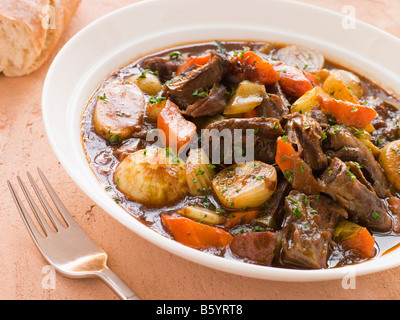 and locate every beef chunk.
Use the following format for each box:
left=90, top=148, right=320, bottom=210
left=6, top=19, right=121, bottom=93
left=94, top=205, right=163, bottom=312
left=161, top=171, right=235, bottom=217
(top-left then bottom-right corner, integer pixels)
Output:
left=362, top=96, right=400, bottom=147
left=183, top=84, right=229, bottom=117
left=319, top=157, right=392, bottom=232
left=258, top=93, right=289, bottom=119
left=163, top=51, right=231, bottom=108
left=345, top=161, right=376, bottom=194
left=306, top=109, right=330, bottom=128
left=203, top=117, right=283, bottom=165
left=266, top=82, right=291, bottom=110
left=387, top=197, right=400, bottom=233
left=325, top=125, right=389, bottom=198
left=281, top=113, right=328, bottom=171
left=139, top=54, right=186, bottom=82
left=263, top=178, right=292, bottom=228
left=113, top=138, right=144, bottom=161
left=281, top=191, right=345, bottom=269
left=230, top=231, right=277, bottom=265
